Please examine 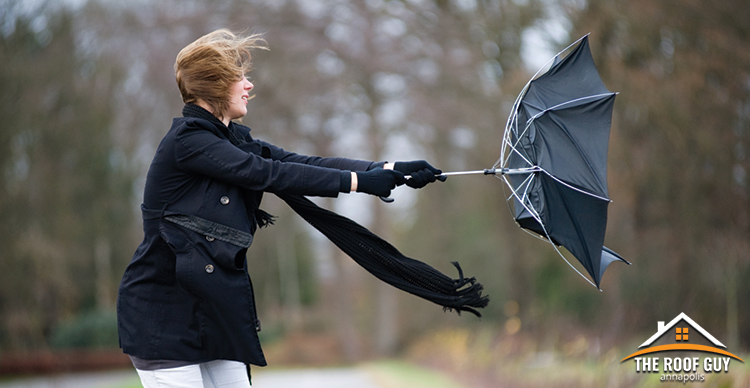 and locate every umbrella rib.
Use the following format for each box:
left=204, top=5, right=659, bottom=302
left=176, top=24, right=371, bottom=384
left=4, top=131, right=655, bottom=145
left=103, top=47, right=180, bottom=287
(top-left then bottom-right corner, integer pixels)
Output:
left=501, top=174, right=545, bottom=231
left=503, top=137, right=534, bottom=169
left=538, top=167, right=611, bottom=202
left=506, top=88, right=593, bottom=169
left=525, top=93, right=616, bottom=125
left=499, top=113, right=520, bottom=168
left=551, top=241, right=598, bottom=289
left=515, top=94, right=615, bottom=198
left=500, top=33, right=591, bottom=166
left=498, top=113, right=535, bottom=170
left=535, top=33, right=591, bottom=79
left=500, top=82, right=534, bottom=165
left=499, top=177, right=551, bottom=245
left=500, top=173, right=598, bottom=289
